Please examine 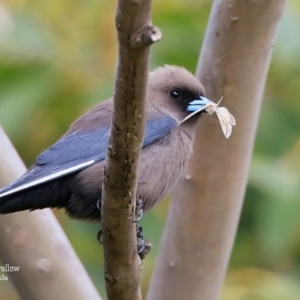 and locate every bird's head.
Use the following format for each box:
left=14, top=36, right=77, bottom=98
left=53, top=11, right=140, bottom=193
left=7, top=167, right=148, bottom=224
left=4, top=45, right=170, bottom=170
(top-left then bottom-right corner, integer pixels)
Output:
left=148, top=65, right=211, bottom=122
